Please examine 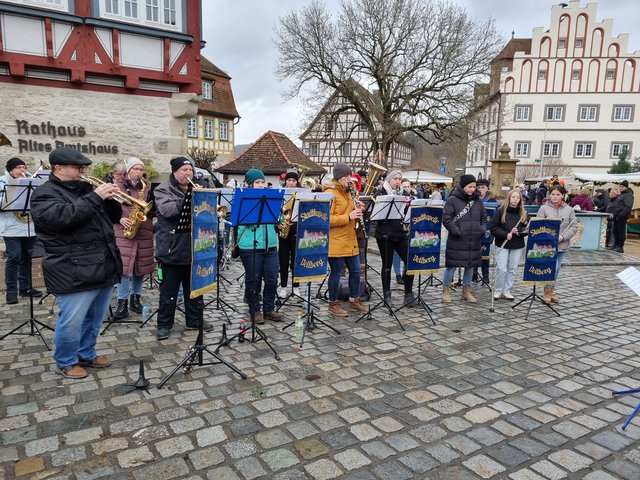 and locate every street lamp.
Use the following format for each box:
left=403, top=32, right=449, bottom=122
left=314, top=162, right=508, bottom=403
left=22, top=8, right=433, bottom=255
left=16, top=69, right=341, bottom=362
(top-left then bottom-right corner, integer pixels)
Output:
left=439, top=156, right=447, bottom=174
